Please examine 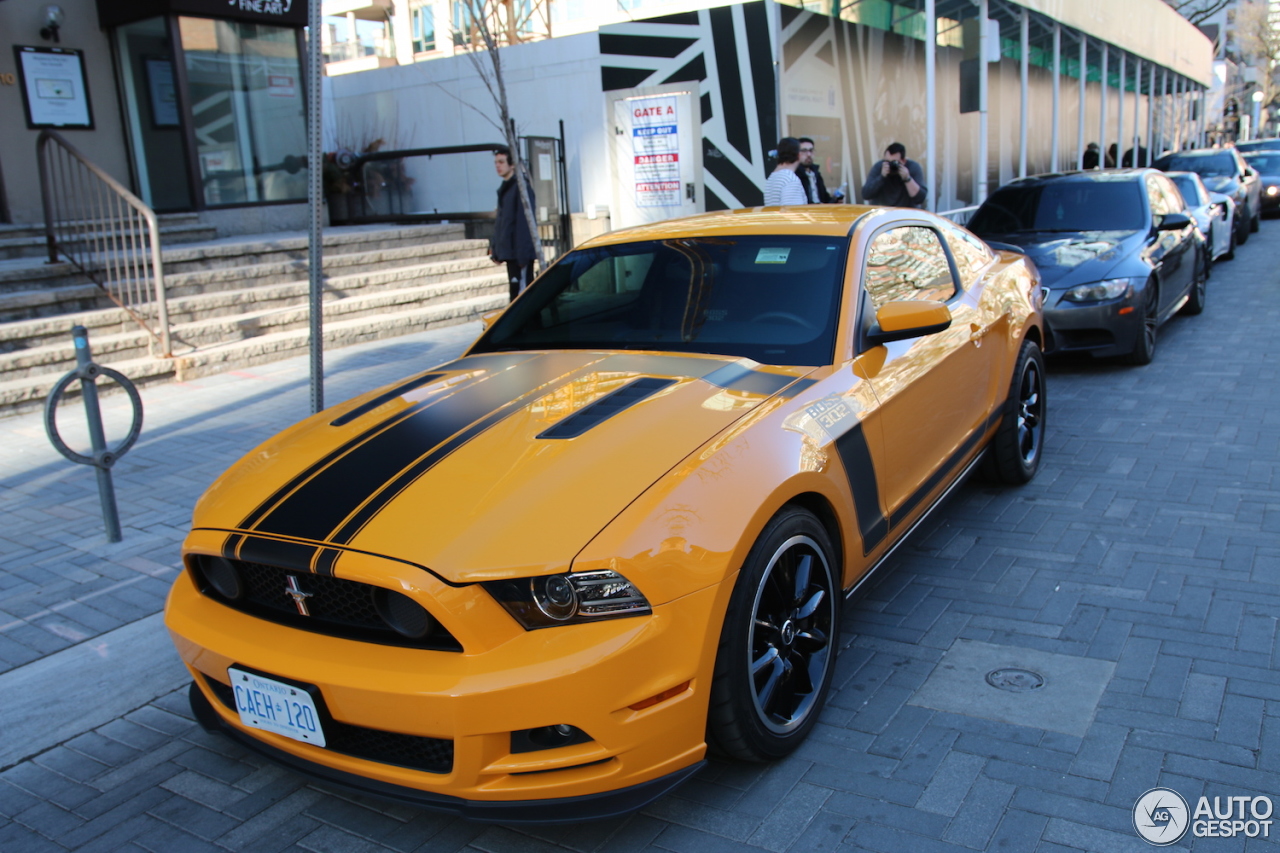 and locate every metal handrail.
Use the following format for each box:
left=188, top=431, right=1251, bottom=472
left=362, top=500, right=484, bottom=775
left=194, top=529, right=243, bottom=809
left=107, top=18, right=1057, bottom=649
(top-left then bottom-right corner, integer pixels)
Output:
left=37, top=130, right=172, bottom=357
left=938, top=205, right=979, bottom=226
